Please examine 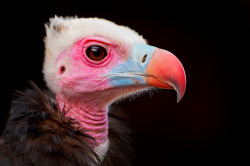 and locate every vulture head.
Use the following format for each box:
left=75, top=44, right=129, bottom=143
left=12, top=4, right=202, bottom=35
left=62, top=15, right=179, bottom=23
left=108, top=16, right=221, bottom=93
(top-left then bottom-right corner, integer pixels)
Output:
left=43, top=16, right=186, bottom=154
